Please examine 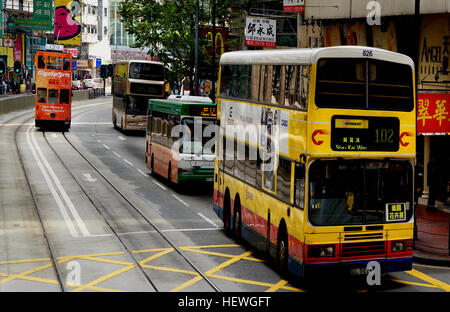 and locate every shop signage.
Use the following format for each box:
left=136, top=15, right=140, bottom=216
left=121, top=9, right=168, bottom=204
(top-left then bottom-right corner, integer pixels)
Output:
left=76, top=60, right=89, bottom=68
left=283, top=0, right=305, bottom=13
left=417, top=93, right=450, bottom=134
left=245, top=17, right=276, bottom=48
left=64, top=48, right=78, bottom=58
